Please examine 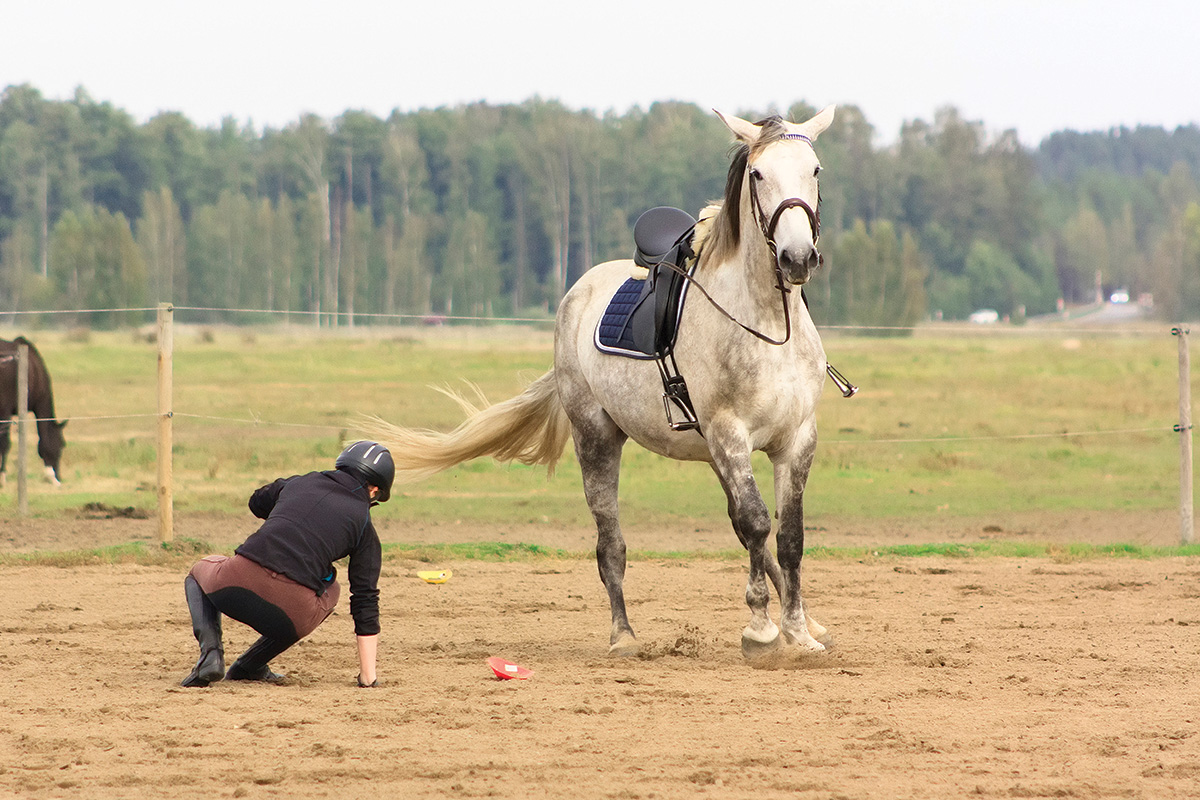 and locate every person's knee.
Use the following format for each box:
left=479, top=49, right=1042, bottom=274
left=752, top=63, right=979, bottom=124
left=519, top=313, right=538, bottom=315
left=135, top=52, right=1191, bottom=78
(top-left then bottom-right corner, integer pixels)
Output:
left=209, top=587, right=298, bottom=642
